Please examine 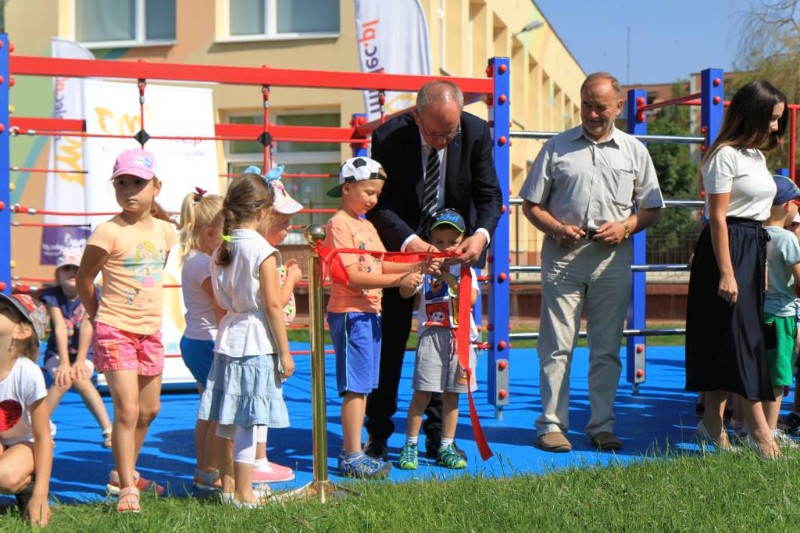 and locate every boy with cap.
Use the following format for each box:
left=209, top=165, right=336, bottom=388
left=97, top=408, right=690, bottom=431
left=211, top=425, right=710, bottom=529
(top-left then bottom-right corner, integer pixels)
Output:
left=397, top=208, right=478, bottom=470
left=323, top=157, right=424, bottom=479
left=761, top=175, right=800, bottom=448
